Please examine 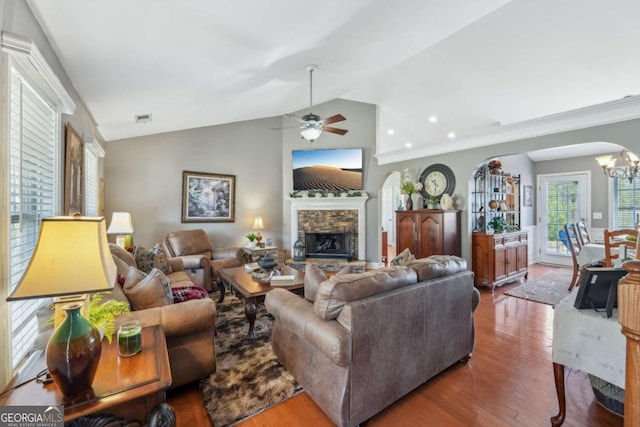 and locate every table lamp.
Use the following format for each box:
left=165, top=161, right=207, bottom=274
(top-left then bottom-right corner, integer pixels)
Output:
left=7, top=216, right=117, bottom=397
left=252, top=216, right=264, bottom=247
left=107, top=211, right=134, bottom=250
